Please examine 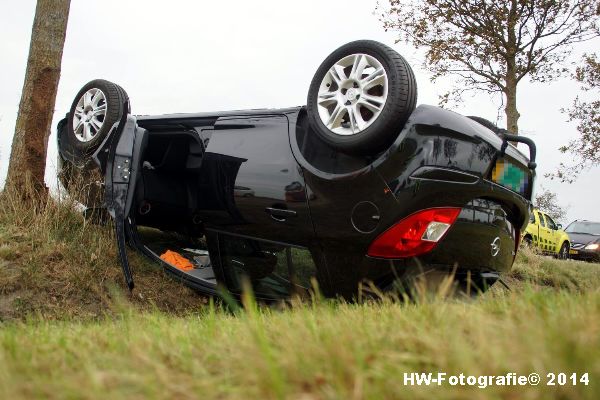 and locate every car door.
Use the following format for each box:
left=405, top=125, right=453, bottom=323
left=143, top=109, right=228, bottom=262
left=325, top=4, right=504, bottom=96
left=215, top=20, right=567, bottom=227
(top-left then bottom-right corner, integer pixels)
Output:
left=544, top=214, right=560, bottom=253
left=530, top=210, right=540, bottom=247
left=96, top=113, right=148, bottom=289
left=532, top=210, right=544, bottom=248
left=538, top=212, right=553, bottom=252
left=200, top=115, right=315, bottom=247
